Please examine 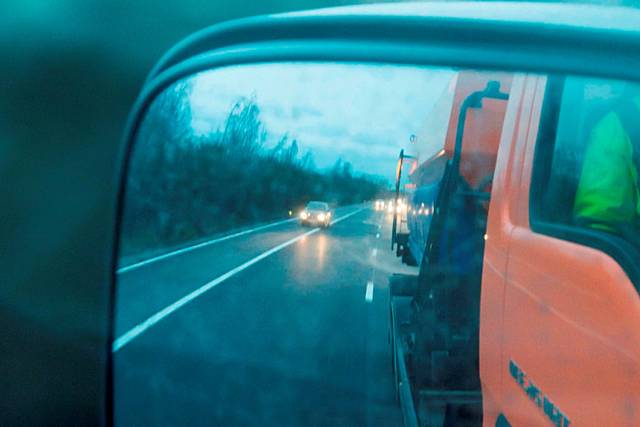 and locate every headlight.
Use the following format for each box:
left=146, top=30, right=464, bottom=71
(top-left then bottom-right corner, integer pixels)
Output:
left=317, top=213, right=326, bottom=221
left=300, top=212, right=308, bottom=219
